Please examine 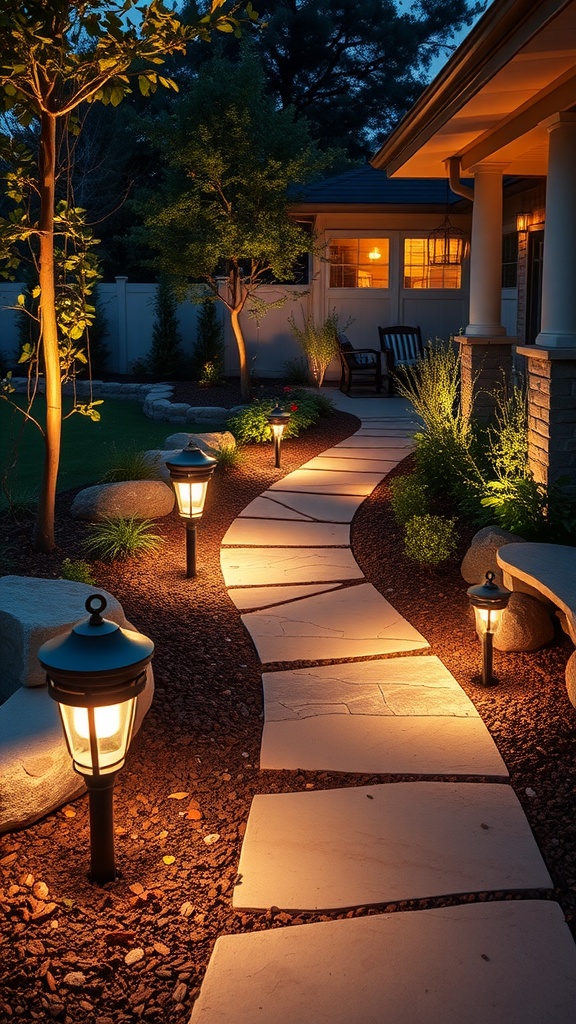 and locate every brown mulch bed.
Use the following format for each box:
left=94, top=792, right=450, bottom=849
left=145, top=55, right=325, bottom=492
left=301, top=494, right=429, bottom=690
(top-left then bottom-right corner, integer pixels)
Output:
left=1, top=382, right=576, bottom=1023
